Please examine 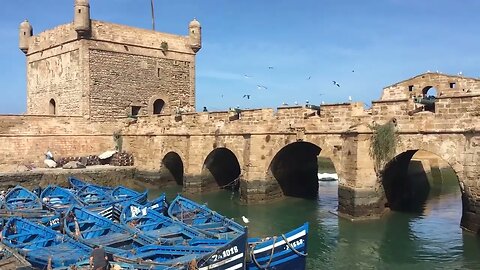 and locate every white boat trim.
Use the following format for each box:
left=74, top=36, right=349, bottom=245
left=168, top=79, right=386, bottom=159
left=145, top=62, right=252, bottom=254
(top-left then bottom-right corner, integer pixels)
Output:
left=199, top=253, right=244, bottom=270
left=253, top=230, right=306, bottom=254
